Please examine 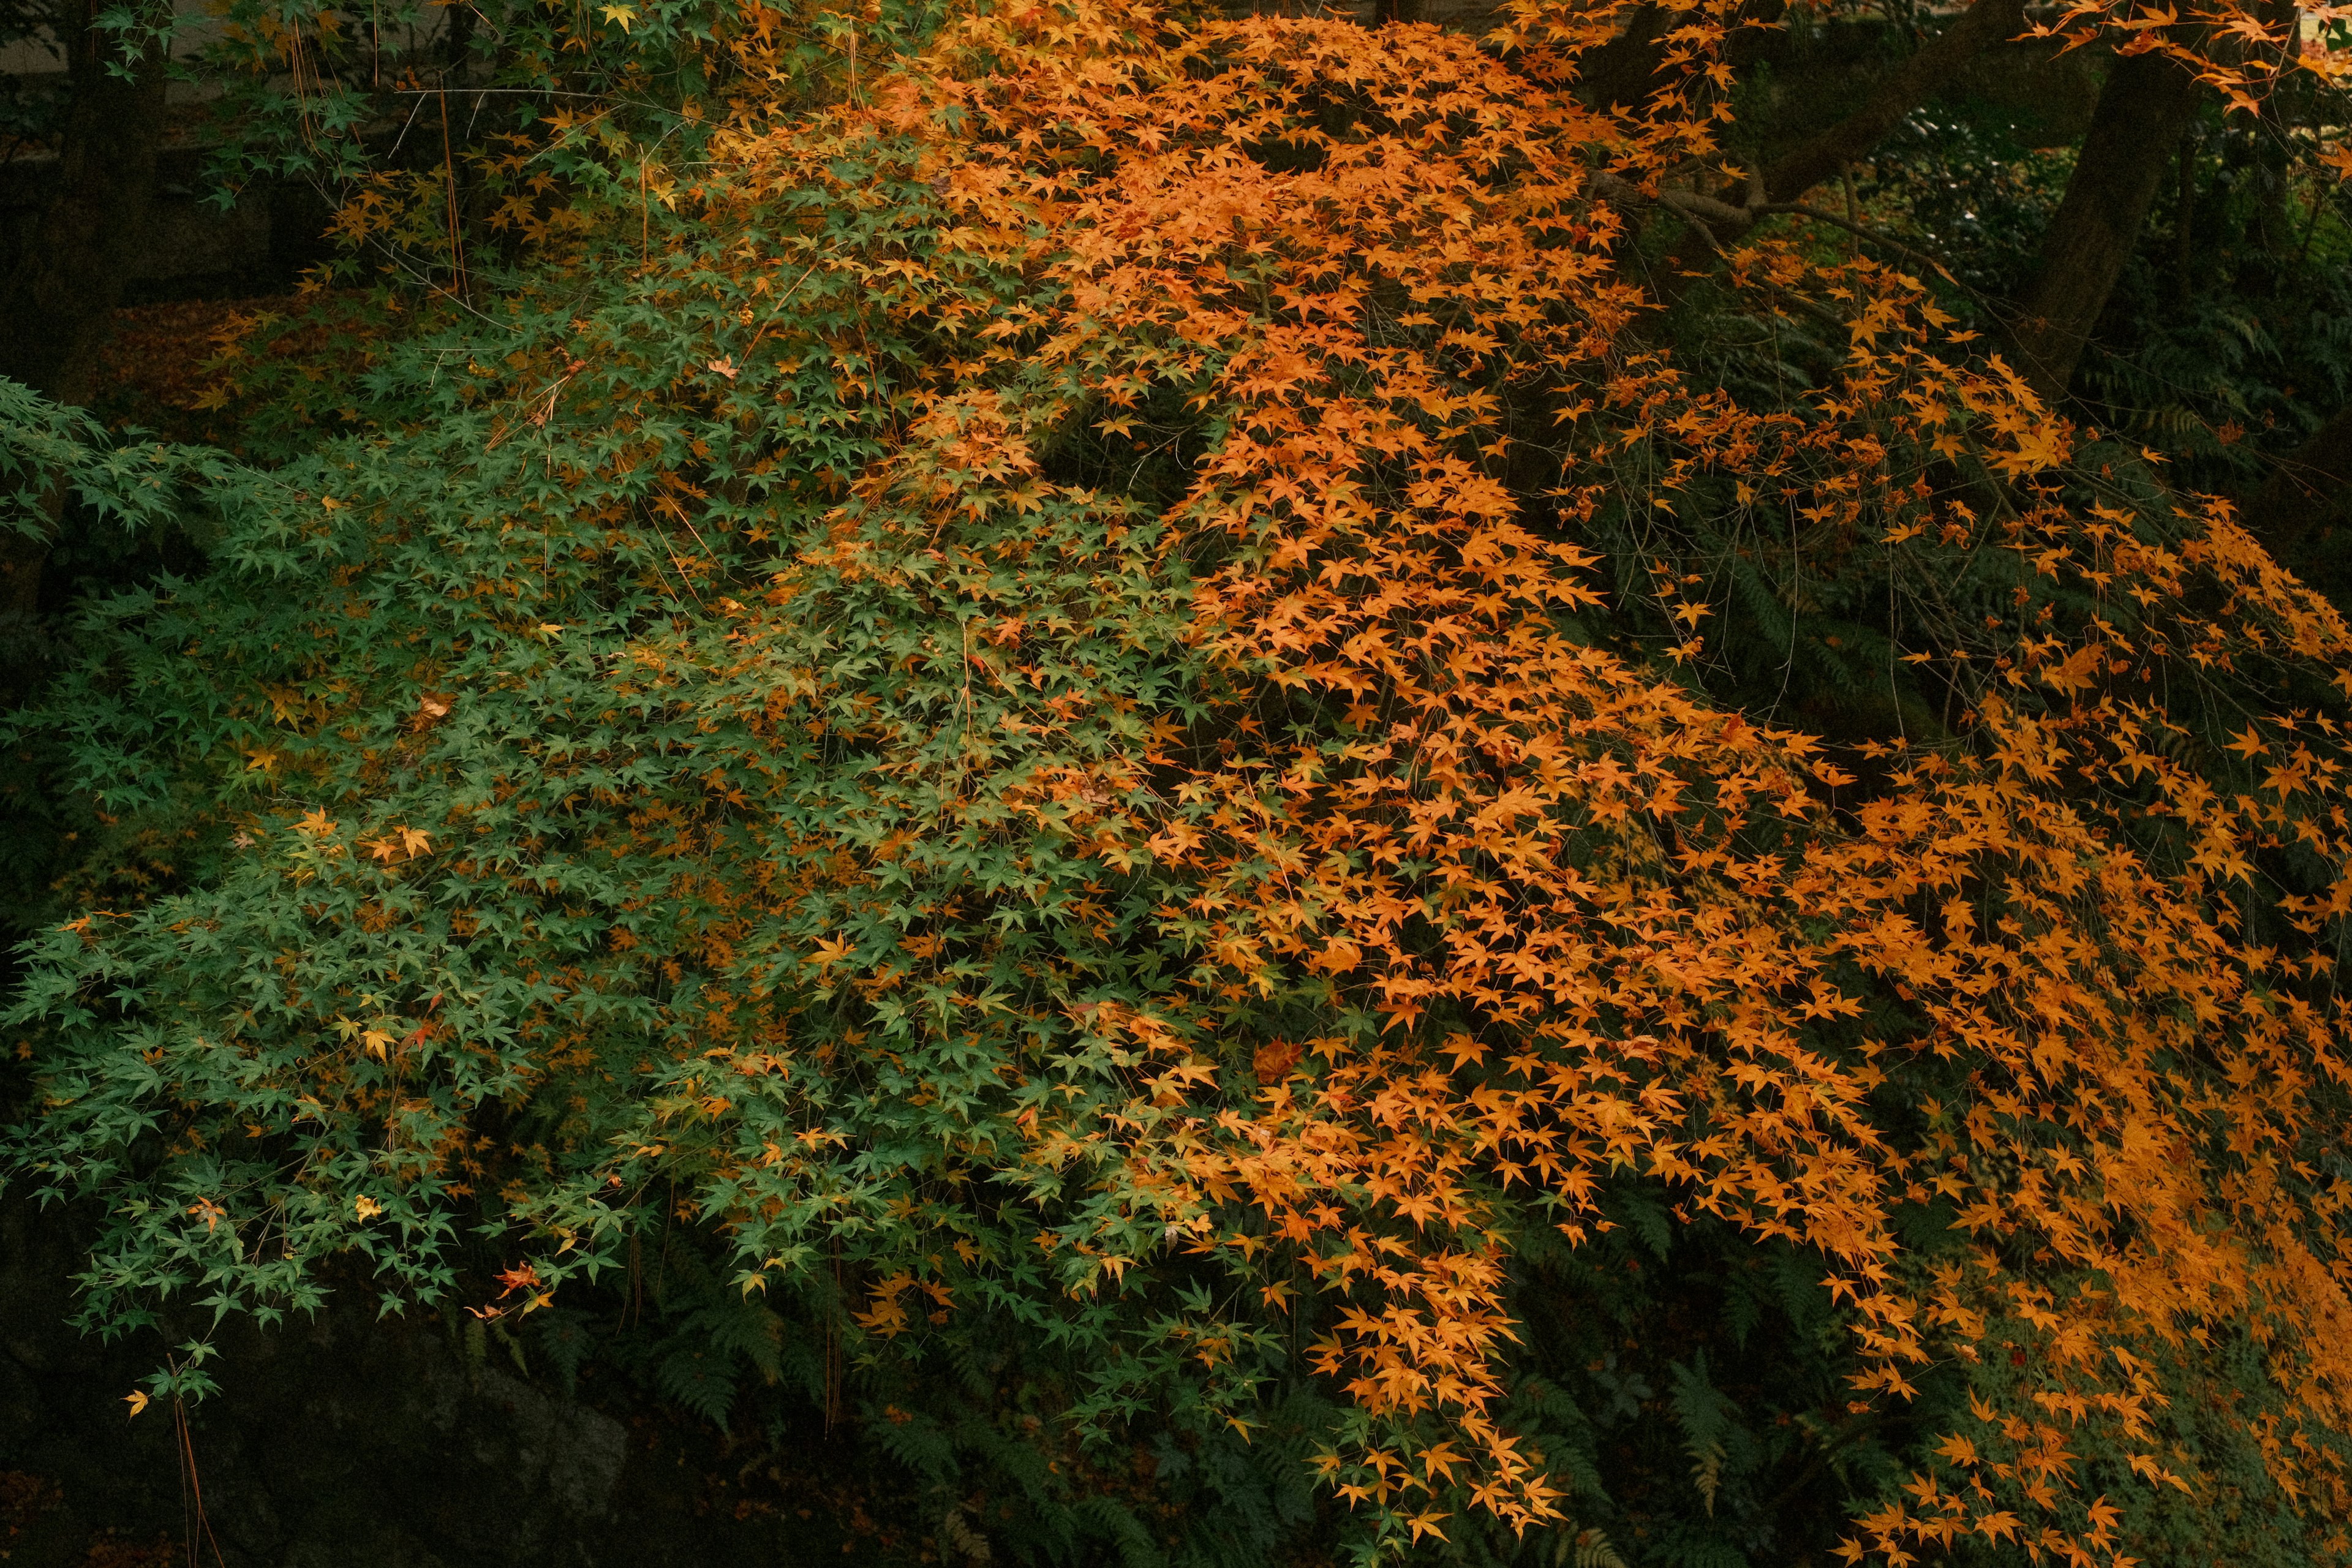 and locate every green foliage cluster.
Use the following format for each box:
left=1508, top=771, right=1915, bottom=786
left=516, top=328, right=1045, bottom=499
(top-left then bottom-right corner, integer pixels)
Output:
left=0, top=107, right=1347, bottom=1563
